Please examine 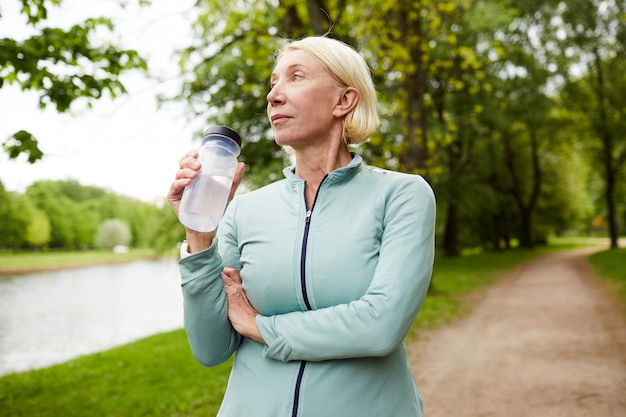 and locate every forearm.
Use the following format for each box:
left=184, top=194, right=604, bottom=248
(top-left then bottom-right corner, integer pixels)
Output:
left=179, top=242, right=241, bottom=366
left=256, top=255, right=432, bottom=362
